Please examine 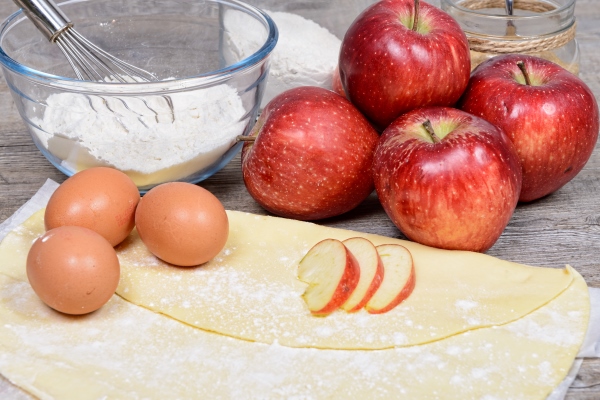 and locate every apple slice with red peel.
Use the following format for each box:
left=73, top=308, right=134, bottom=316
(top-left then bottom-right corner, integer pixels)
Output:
left=297, top=239, right=360, bottom=316
left=340, top=237, right=384, bottom=312
left=366, top=244, right=415, bottom=314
